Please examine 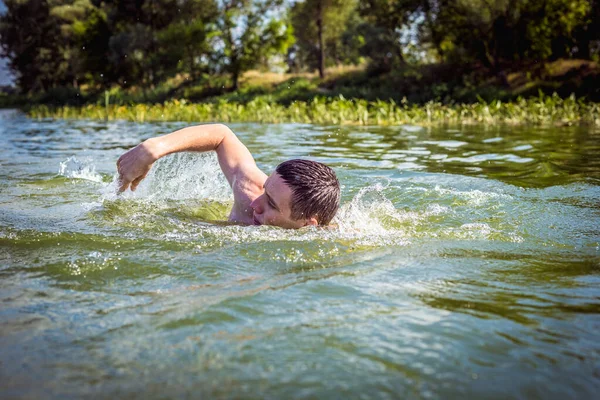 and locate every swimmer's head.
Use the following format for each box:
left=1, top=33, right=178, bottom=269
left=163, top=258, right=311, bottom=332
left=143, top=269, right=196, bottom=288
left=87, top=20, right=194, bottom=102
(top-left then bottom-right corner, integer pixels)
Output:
left=250, top=159, right=340, bottom=228
left=276, top=159, right=340, bottom=226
